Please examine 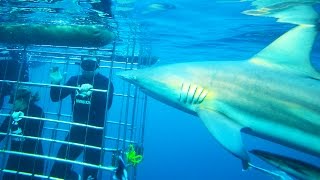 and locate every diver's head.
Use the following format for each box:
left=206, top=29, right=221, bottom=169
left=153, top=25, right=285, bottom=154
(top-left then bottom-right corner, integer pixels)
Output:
left=13, top=87, right=39, bottom=111
left=80, top=56, right=100, bottom=78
